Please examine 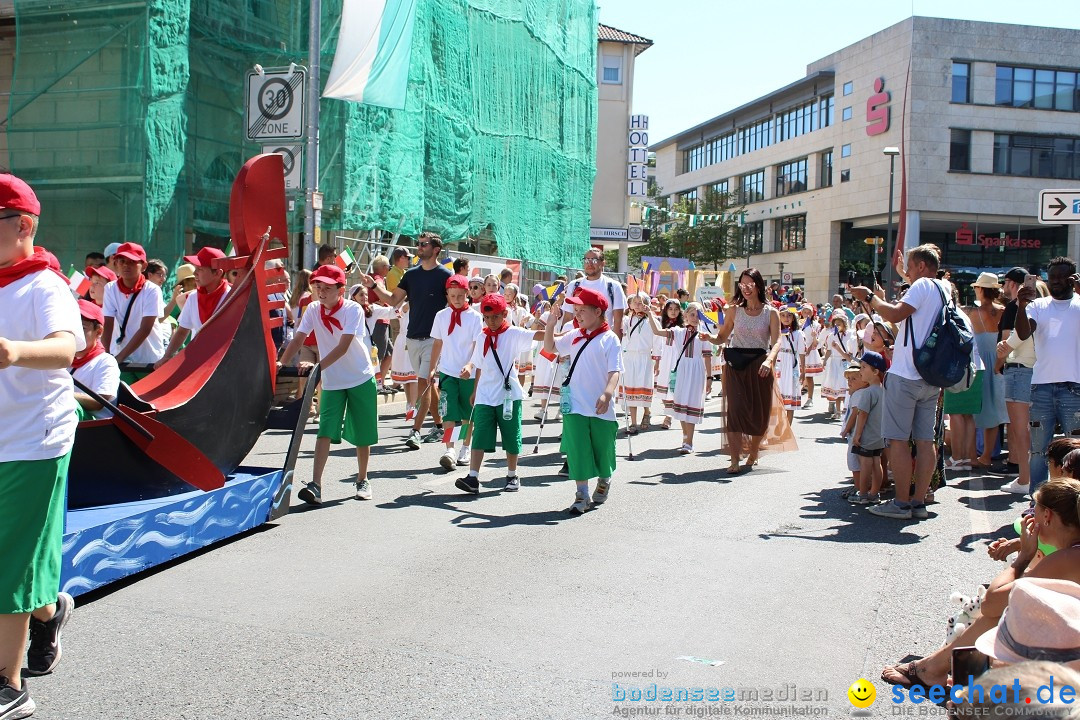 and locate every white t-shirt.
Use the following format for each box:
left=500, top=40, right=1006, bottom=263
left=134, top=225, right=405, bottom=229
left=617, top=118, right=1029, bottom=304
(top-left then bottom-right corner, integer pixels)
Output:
left=103, top=280, right=165, bottom=363
left=176, top=283, right=231, bottom=336
left=554, top=328, right=624, bottom=421
left=561, top=276, right=627, bottom=325
left=469, top=326, right=535, bottom=406
left=888, top=278, right=953, bottom=382
left=1026, top=295, right=1080, bottom=385
left=296, top=299, right=375, bottom=391
left=431, top=305, right=482, bottom=376
left=0, top=270, right=86, bottom=461
left=72, top=351, right=120, bottom=419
